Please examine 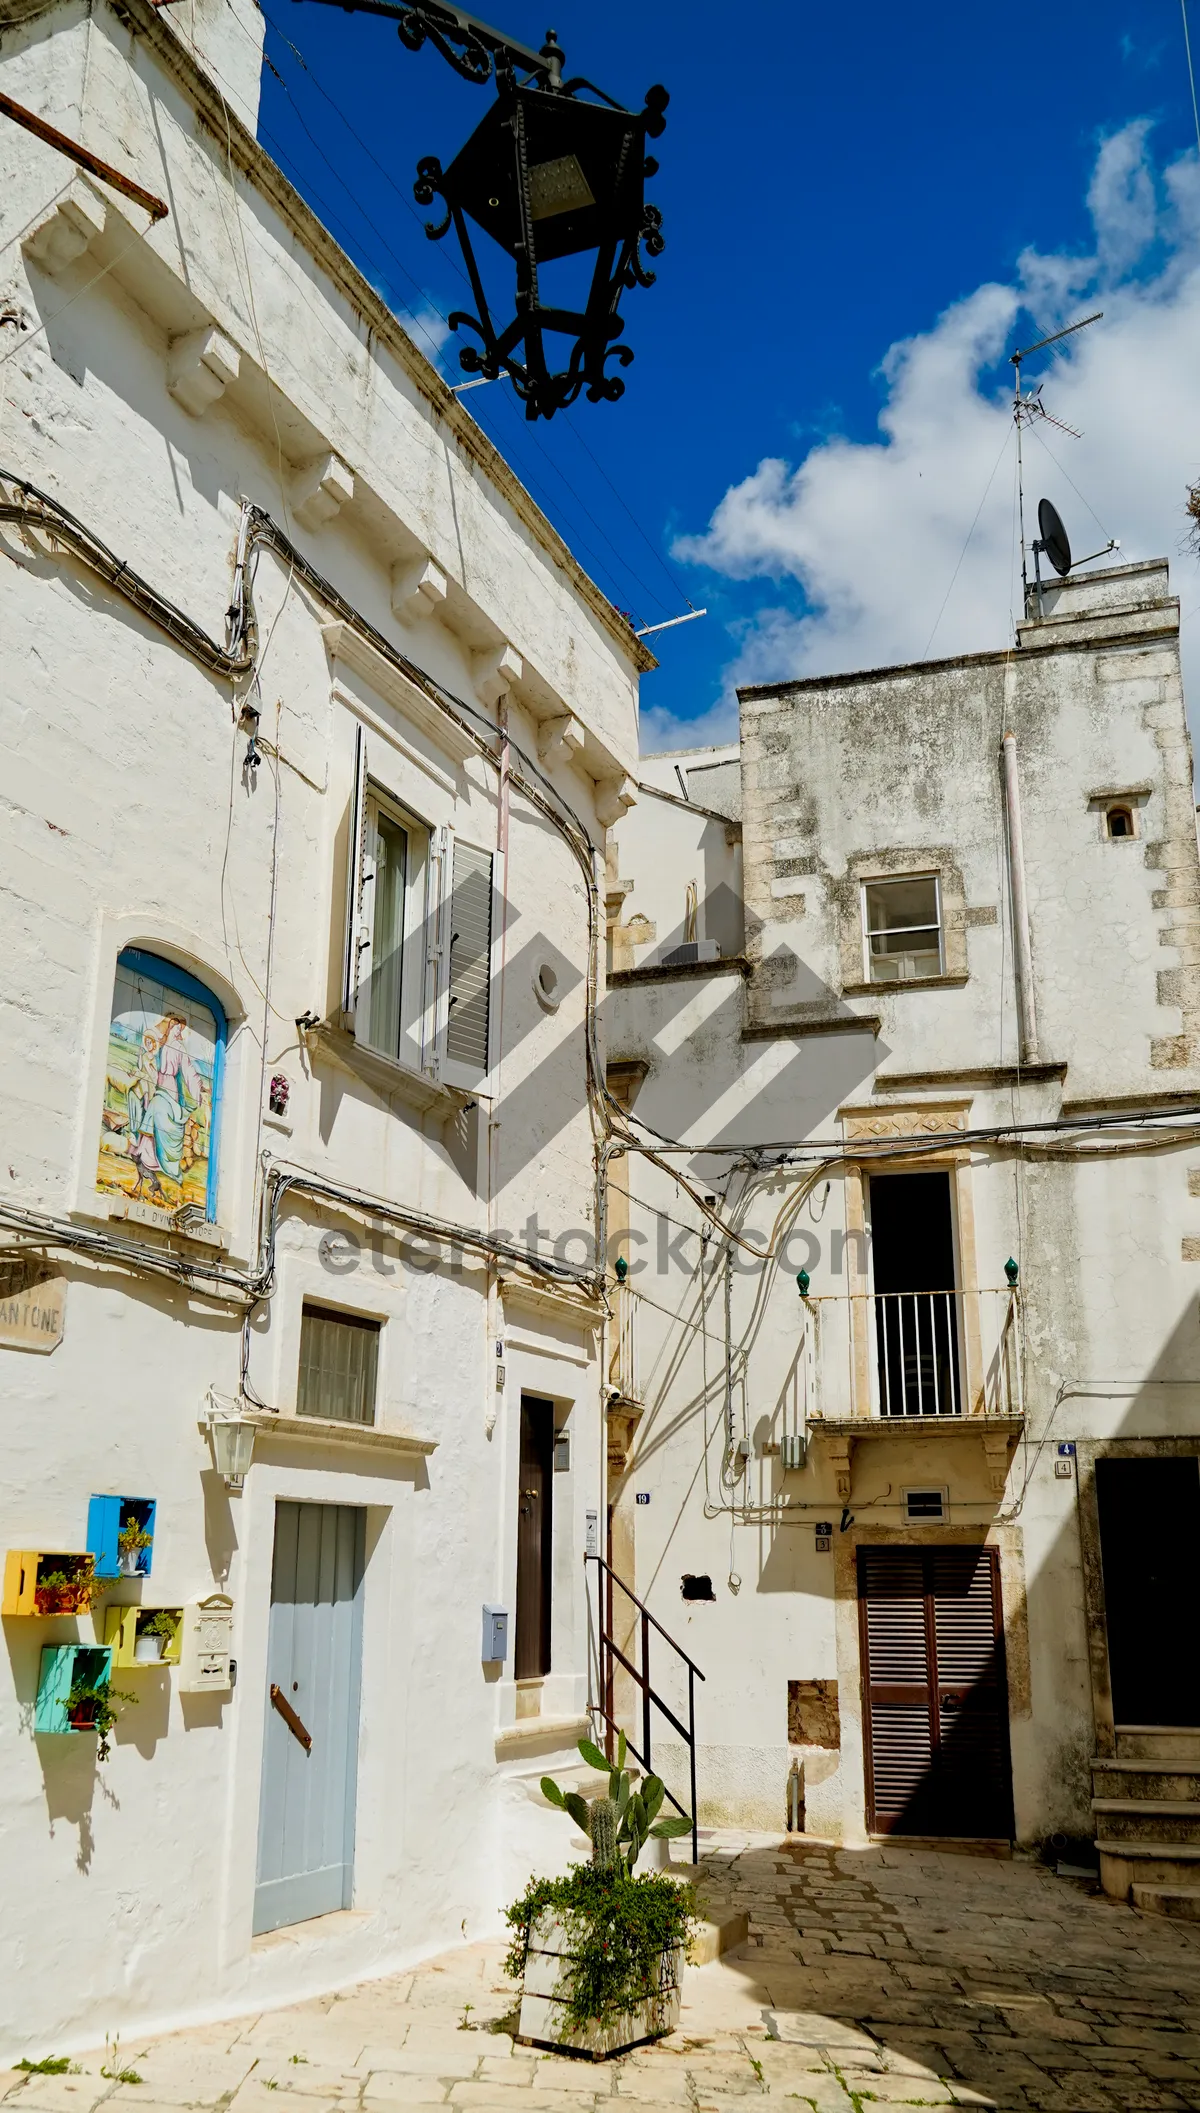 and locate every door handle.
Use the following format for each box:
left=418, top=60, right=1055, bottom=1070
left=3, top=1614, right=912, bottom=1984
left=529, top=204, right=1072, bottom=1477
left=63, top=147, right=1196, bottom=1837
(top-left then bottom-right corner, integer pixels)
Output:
left=270, top=1682, right=312, bottom=1752
left=522, top=1487, right=539, bottom=1498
